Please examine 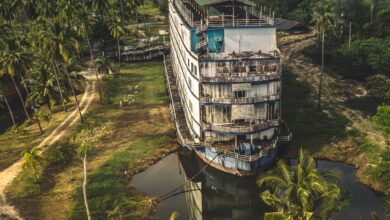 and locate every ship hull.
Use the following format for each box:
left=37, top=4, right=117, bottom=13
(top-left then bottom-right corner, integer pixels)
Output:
left=191, top=144, right=280, bottom=176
